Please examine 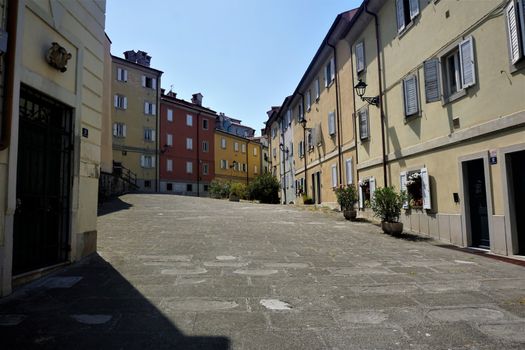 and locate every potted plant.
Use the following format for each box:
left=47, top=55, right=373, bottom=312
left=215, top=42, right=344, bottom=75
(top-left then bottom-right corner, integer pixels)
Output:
left=334, top=184, right=358, bottom=221
left=370, top=186, right=406, bottom=235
